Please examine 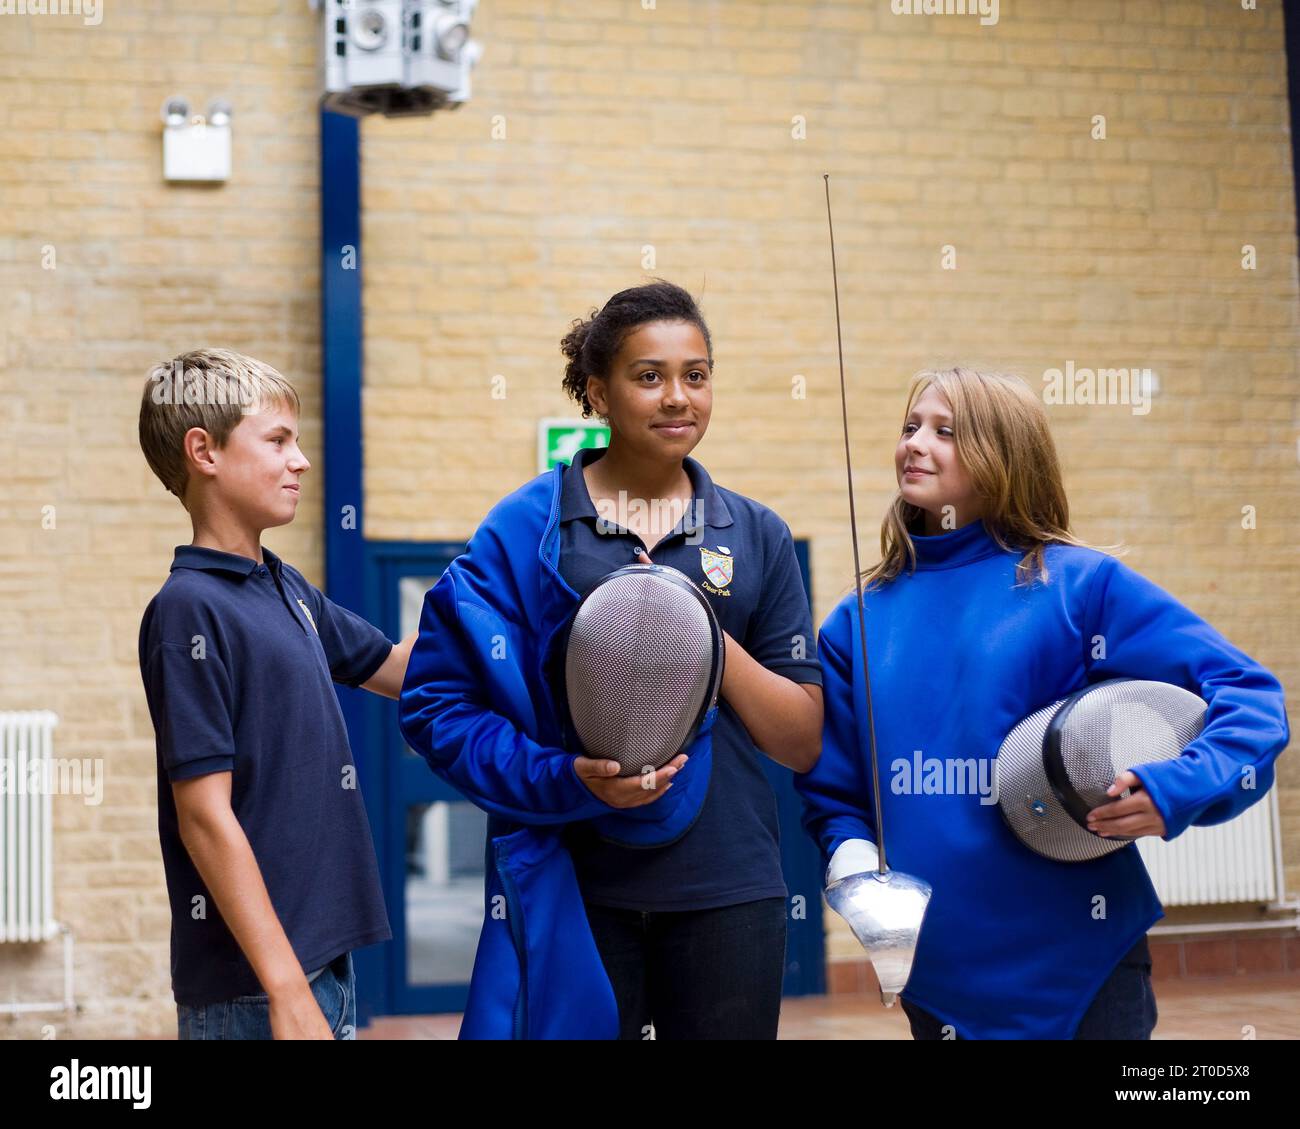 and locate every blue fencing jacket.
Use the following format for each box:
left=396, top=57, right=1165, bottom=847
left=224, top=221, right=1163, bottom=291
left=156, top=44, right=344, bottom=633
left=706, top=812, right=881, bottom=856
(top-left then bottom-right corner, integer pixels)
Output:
left=398, top=465, right=715, bottom=1039
left=796, top=518, right=1290, bottom=1038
